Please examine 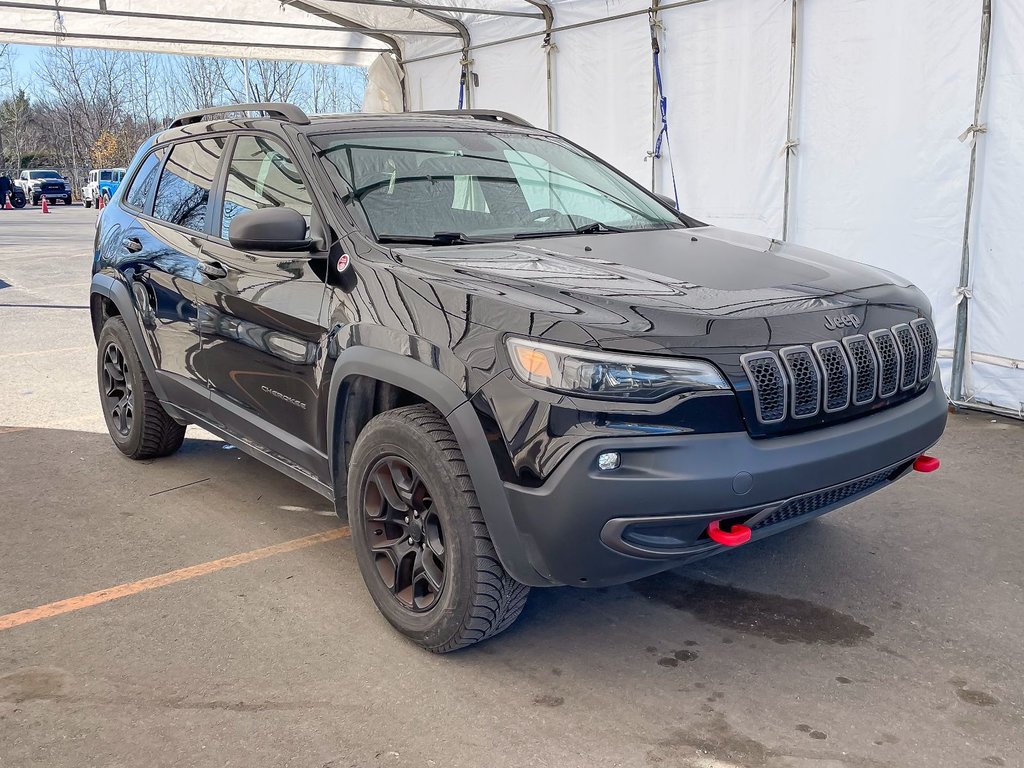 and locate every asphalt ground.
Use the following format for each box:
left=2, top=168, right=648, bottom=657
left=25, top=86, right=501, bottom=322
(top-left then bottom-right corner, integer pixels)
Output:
left=0, top=204, right=1022, bottom=768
